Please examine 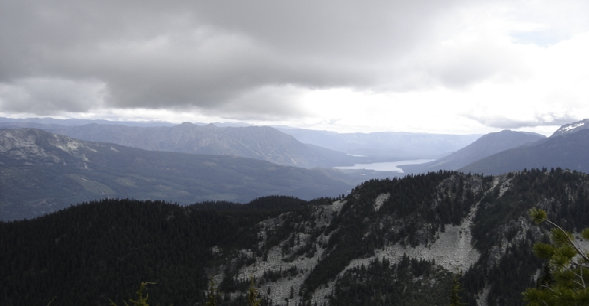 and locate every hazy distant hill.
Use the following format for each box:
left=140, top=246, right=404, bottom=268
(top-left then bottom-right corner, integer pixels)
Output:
left=403, top=130, right=545, bottom=173
left=0, top=118, right=480, bottom=164
left=462, top=120, right=589, bottom=174
left=276, top=127, right=480, bottom=160
left=46, top=122, right=360, bottom=168
left=0, top=116, right=172, bottom=127
left=0, top=129, right=358, bottom=220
